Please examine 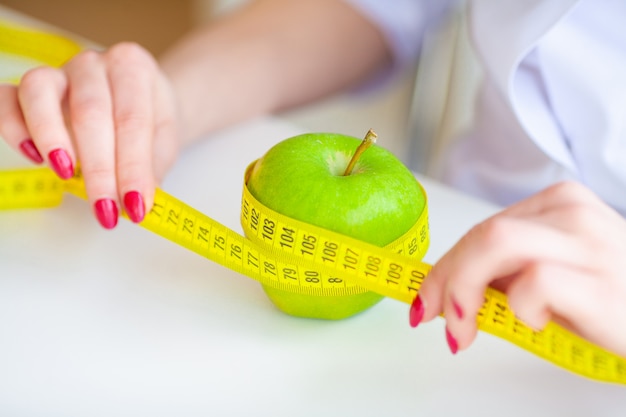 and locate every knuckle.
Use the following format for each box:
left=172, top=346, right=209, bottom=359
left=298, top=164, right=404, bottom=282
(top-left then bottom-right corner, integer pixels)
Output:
left=107, top=42, right=155, bottom=68
left=507, top=268, right=538, bottom=305
left=117, top=160, right=147, bottom=185
left=468, top=216, right=513, bottom=251
left=115, top=109, right=151, bottom=137
left=554, top=204, right=603, bottom=248
left=68, top=49, right=102, bottom=68
left=70, top=98, right=110, bottom=127
left=19, top=66, right=60, bottom=91
left=507, top=264, right=552, bottom=329
left=545, top=180, right=595, bottom=203
left=115, top=107, right=150, bottom=127
left=80, top=164, right=115, bottom=183
left=519, top=263, right=549, bottom=294
left=71, top=98, right=110, bottom=126
left=559, top=204, right=595, bottom=230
